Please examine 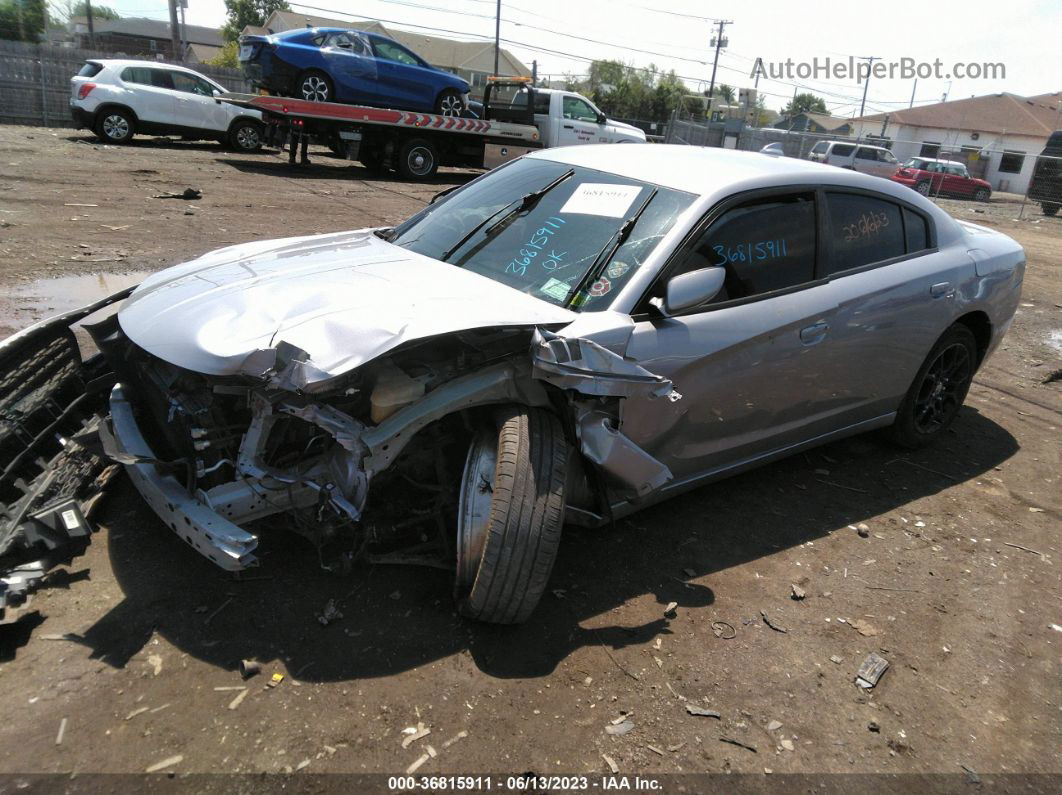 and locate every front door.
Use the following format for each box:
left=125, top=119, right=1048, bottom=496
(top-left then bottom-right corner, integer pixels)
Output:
left=170, top=70, right=227, bottom=133
left=556, top=95, right=608, bottom=146
left=622, top=191, right=843, bottom=483
left=371, top=37, right=435, bottom=110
